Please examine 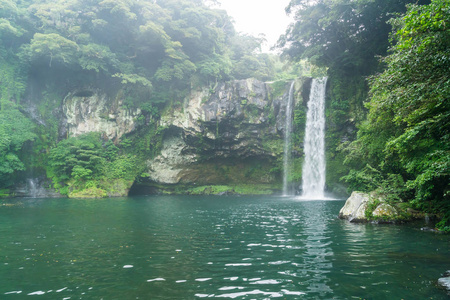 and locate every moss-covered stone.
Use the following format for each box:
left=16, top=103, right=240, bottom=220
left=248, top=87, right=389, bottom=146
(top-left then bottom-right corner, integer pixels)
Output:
left=340, top=191, right=437, bottom=224
left=69, top=187, right=107, bottom=198
left=100, top=179, right=134, bottom=197
left=372, top=203, right=398, bottom=218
